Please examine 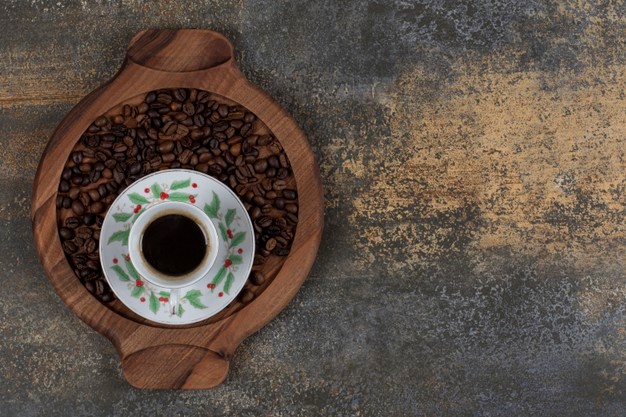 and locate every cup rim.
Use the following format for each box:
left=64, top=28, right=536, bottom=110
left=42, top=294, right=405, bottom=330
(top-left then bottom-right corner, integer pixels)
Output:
left=127, top=200, right=220, bottom=289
